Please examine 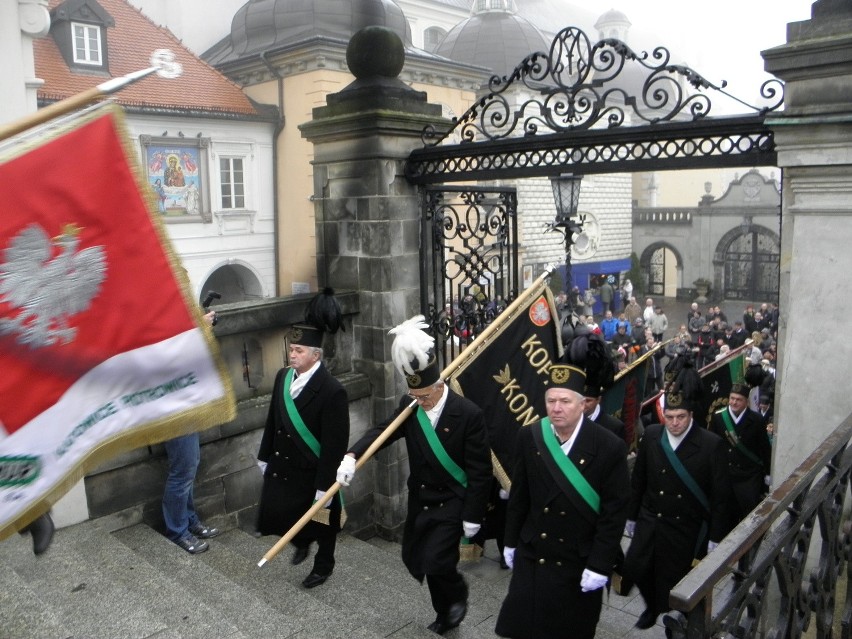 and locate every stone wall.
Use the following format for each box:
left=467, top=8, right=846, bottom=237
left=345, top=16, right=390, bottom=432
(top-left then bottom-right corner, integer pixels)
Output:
left=83, top=293, right=380, bottom=538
